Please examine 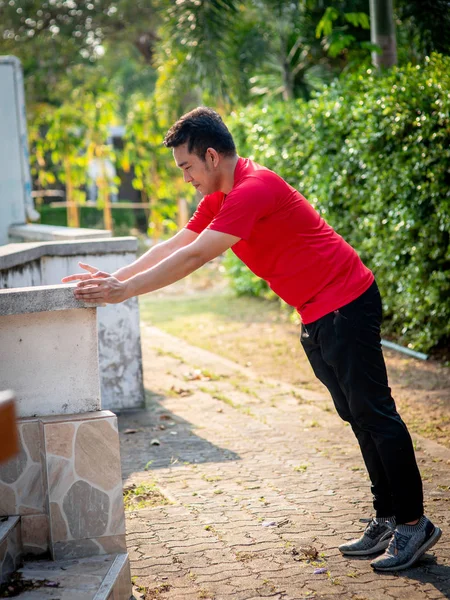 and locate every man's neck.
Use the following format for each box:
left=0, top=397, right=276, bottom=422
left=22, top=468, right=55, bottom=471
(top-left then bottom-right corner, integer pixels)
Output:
left=220, top=155, right=240, bottom=195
